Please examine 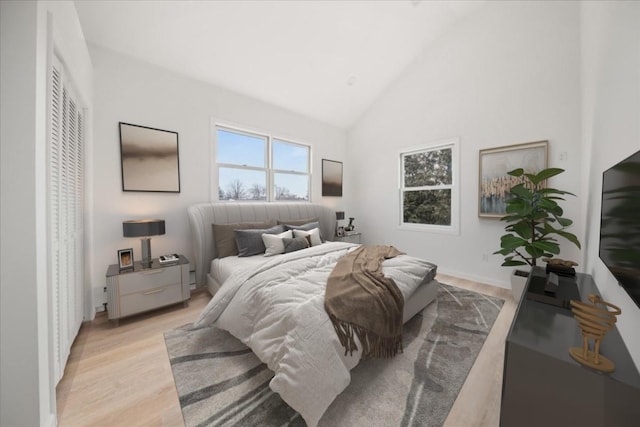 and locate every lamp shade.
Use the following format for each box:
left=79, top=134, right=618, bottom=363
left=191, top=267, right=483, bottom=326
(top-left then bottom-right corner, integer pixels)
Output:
left=336, top=211, right=345, bottom=220
left=123, top=219, right=166, bottom=237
